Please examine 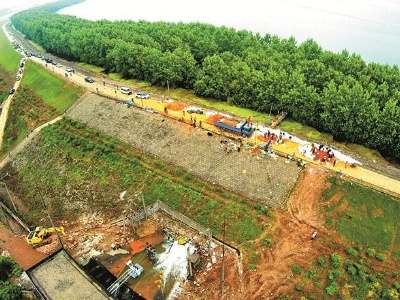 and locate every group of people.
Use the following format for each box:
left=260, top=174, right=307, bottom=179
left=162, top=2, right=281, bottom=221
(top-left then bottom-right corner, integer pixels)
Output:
left=310, top=143, right=337, bottom=166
